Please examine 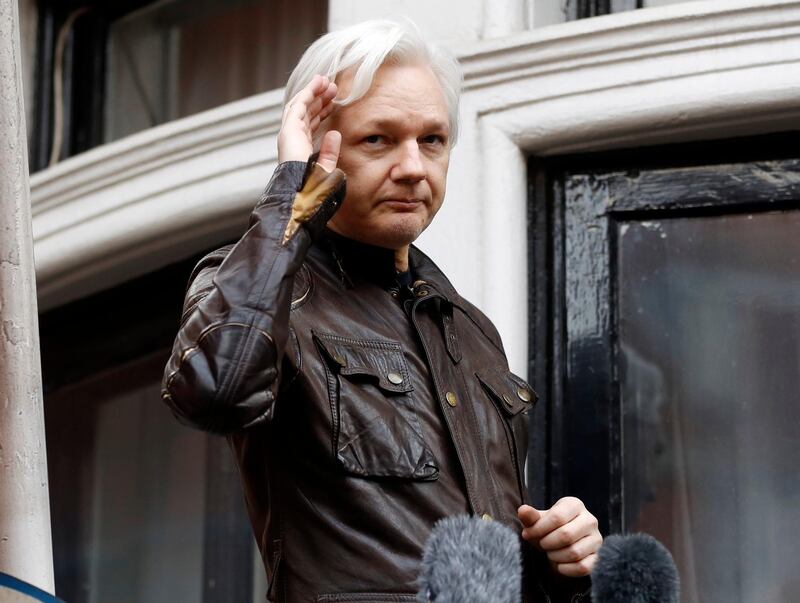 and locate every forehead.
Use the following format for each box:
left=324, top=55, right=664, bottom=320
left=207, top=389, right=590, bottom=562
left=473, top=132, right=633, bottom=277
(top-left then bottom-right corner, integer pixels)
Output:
left=333, top=62, right=449, bottom=132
